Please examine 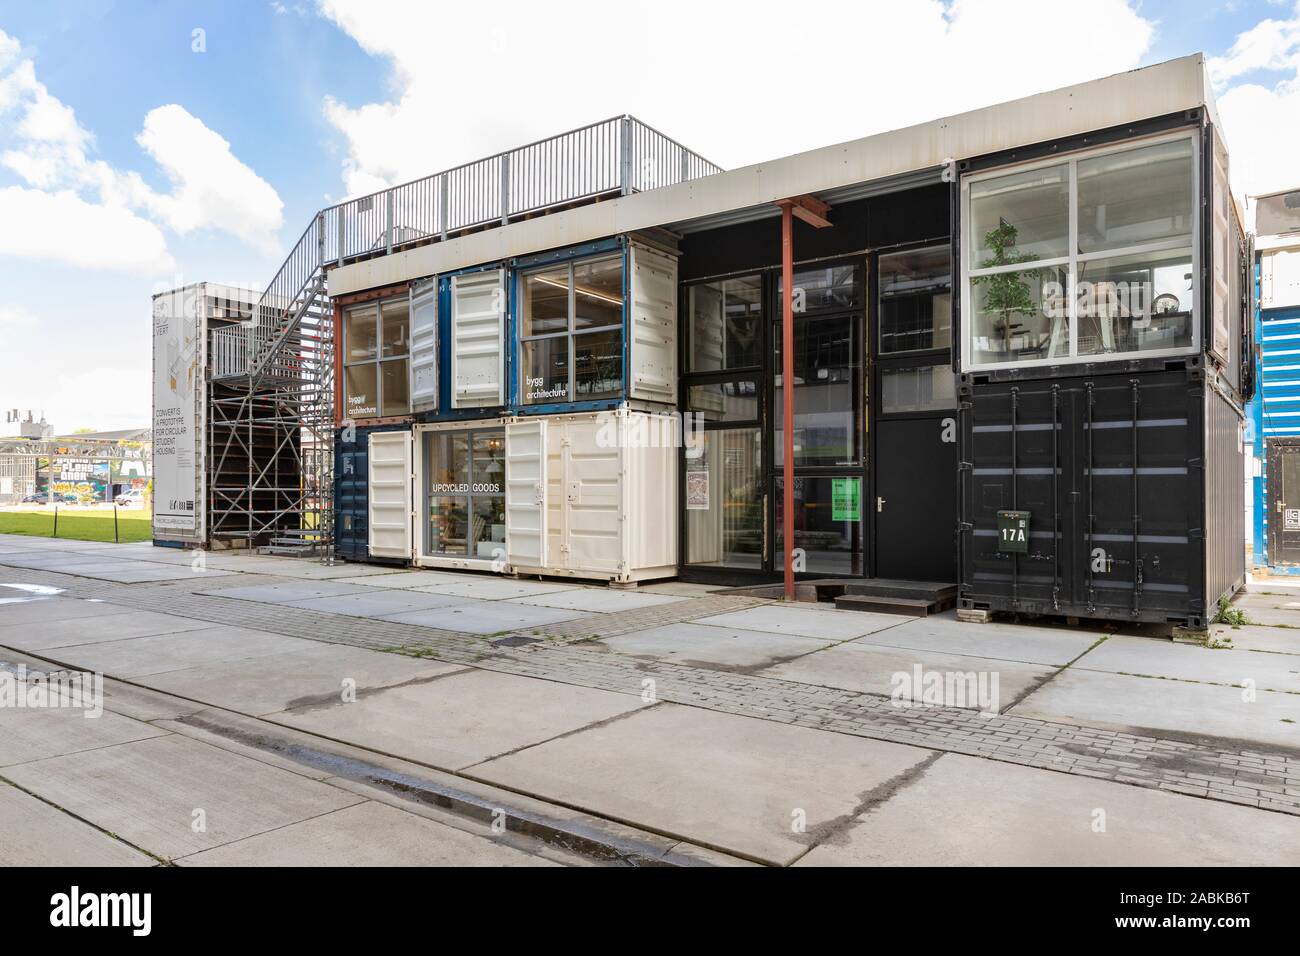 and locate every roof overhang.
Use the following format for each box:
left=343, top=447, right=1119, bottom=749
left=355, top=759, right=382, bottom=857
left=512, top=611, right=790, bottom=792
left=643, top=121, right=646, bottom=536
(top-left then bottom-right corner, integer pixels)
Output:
left=329, top=54, right=1215, bottom=297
